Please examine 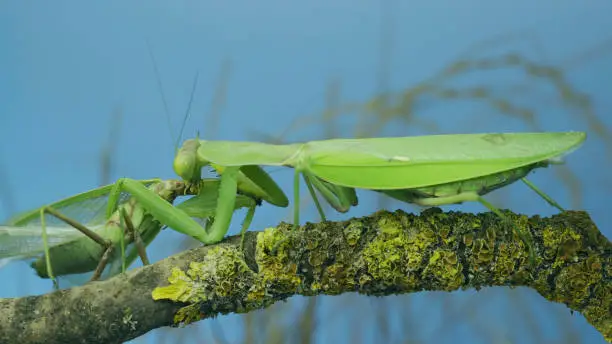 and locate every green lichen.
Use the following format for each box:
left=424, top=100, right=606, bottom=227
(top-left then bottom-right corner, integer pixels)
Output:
left=151, top=265, right=202, bottom=303
left=542, top=224, right=582, bottom=268
left=492, top=241, right=529, bottom=285
left=150, top=210, right=609, bottom=339
left=256, top=226, right=303, bottom=294
left=438, top=224, right=454, bottom=246
left=581, top=279, right=612, bottom=342
left=463, top=232, right=474, bottom=247
left=152, top=246, right=259, bottom=325
left=554, top=256, right=603, bottom=306
left=361, top=212, right=438, bottom=292
left=174, top=304, right=204, bottom=325
left=343, top=220, right=363, bottom=246
left=318, top=263, right=352, bottom=294
left=471, top=236, right=495, bottom=268
left=422, top=249, right=464, bottom=291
